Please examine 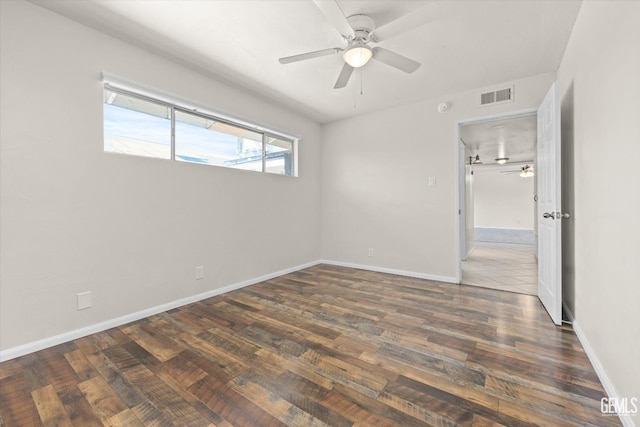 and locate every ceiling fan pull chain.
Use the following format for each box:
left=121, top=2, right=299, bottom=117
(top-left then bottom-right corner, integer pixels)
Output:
left=353, top=75, right=357, bottom=108
left=360, top=68, right=364, bottom=95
